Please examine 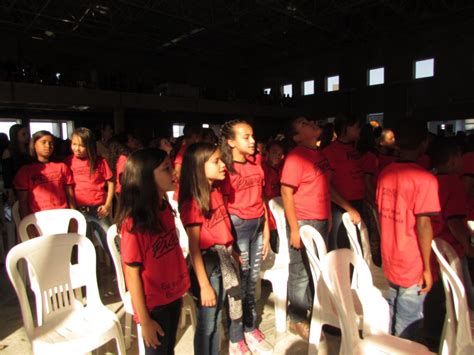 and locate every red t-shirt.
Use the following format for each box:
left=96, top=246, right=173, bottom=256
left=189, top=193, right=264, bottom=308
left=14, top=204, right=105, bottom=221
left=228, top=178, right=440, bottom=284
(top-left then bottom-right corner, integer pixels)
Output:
left=121, top=204, right=190, bottom=322
left=14, top=161, right=74, bottom=213
left=462, top=152, right=474, bottom=176
left=179, top=189, right=234, bottom=250
left=115, top=154, right=127, bottom=193
left=65, top=155, right=113, bottom=206
left=361, top=151, right=378, bottom=175
left=281, top=146, right=330, bottom=220
left=174, top=143, right=186, bottom=167
left=262, top=162, right=281, bottom=200
left=431, top=174, right=467, bottom=257
left=376, top=162, right=440, bottom=287
left=375, top=153, right=396, bottom=182
left=323, top=140, right=365, bottom=201
left=221, top=158, right=265, bottom=219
